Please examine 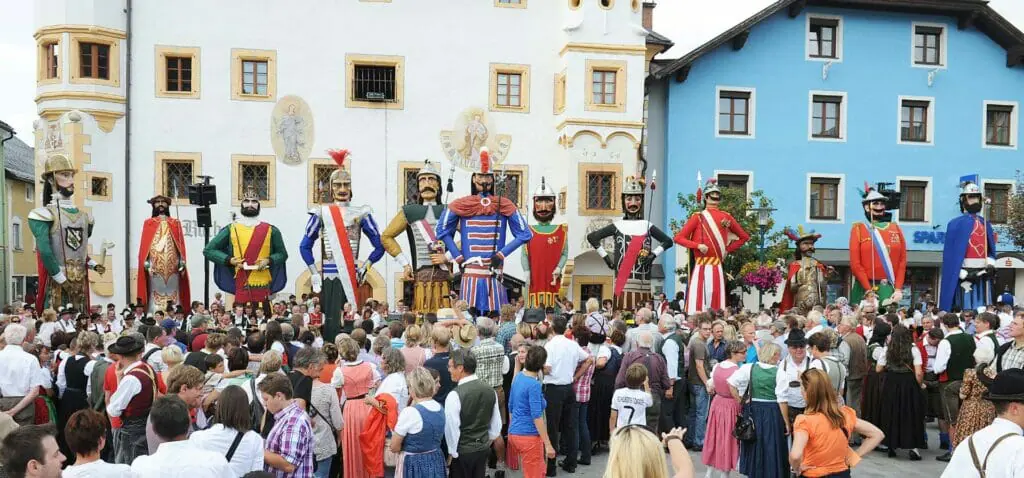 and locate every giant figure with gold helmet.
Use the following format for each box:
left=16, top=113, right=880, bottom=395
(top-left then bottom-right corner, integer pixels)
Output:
left=779, top=226, right=832, bottom=315
left=381, top=159, right=452, bottom=313
left=436, top=148, right=532, bottom=314
left=521, top=177, right=568, bottom=308
left=300, top=149, right=385, bottom=342
left=137, top=194, right=192, bottom=314
left=587, top=174, right=674, bottom=311
left=203, top=185, right=288, bottom=316
left=940, top=178, right=997, bottom=312
left=29, top=153, right=105, bottom=311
